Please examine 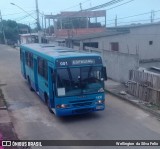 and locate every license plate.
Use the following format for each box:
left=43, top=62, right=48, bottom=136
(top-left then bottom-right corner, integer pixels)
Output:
left=96, top=105, right=103, bottom=110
